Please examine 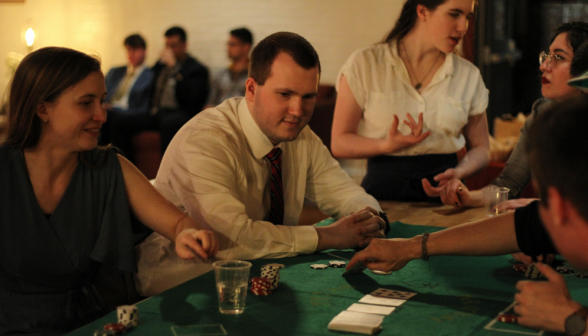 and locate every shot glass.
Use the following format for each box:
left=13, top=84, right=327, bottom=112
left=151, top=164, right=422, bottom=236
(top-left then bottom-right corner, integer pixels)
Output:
left=483, top=186, right=510, bottom=217
left=213, top=260, right=252, bottom=314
